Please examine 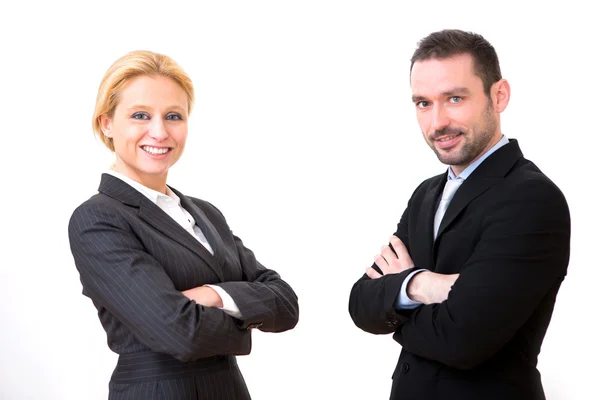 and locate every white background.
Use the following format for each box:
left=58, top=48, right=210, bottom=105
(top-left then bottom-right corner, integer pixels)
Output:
left=1, top=1, right=597, bottom=399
